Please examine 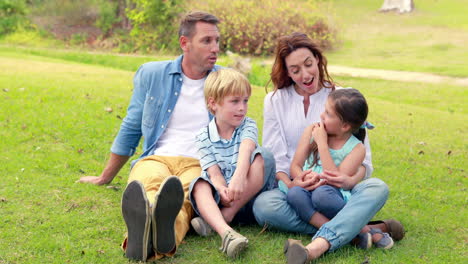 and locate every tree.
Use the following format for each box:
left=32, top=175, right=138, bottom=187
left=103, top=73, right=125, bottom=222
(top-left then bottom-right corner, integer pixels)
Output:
left=379, top=0, right=414, bottom=13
